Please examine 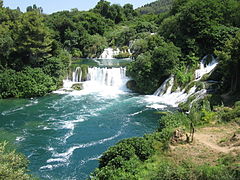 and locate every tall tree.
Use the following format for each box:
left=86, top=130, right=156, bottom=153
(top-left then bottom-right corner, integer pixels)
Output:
left=216, top=32, right=240, bottom=93
left=15, top=11, right=53, bottom=66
